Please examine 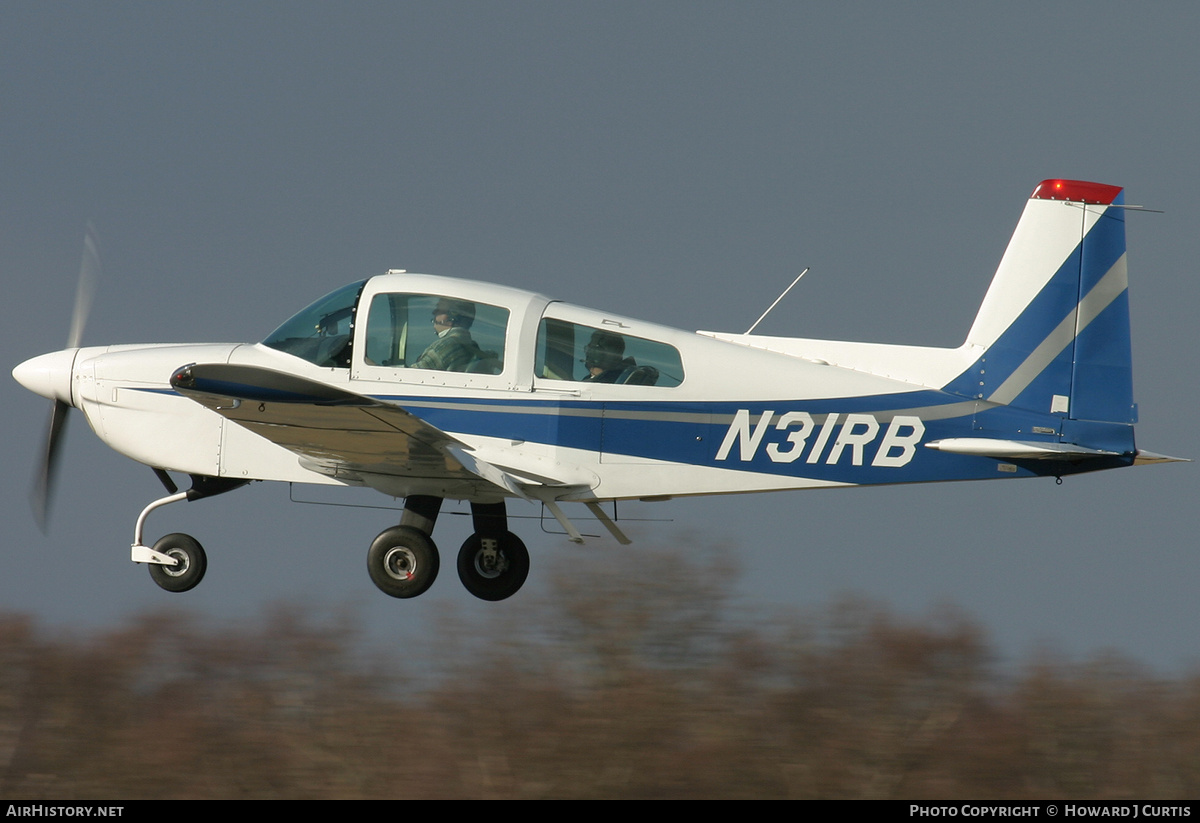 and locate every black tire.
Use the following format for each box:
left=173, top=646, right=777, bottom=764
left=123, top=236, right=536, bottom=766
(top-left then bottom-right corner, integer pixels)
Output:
left=457, top=531, right=529, bottom=601
left=147, top=533, right=207, bottom=593
left=367, top=526, right=439, bottom=598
